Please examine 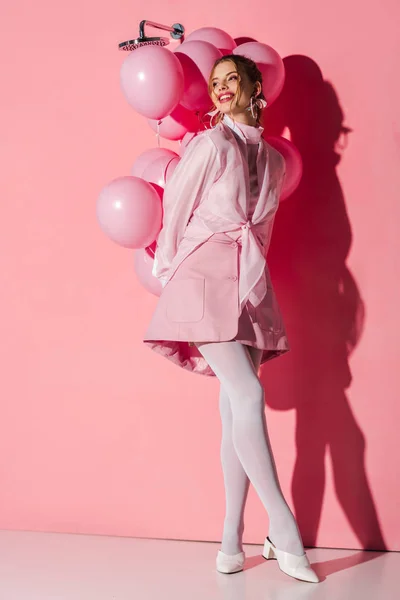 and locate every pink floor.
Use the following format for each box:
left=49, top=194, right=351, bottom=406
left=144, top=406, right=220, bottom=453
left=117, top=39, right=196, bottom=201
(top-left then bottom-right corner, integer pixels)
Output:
left=0, top=530, right=396, bottom=598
